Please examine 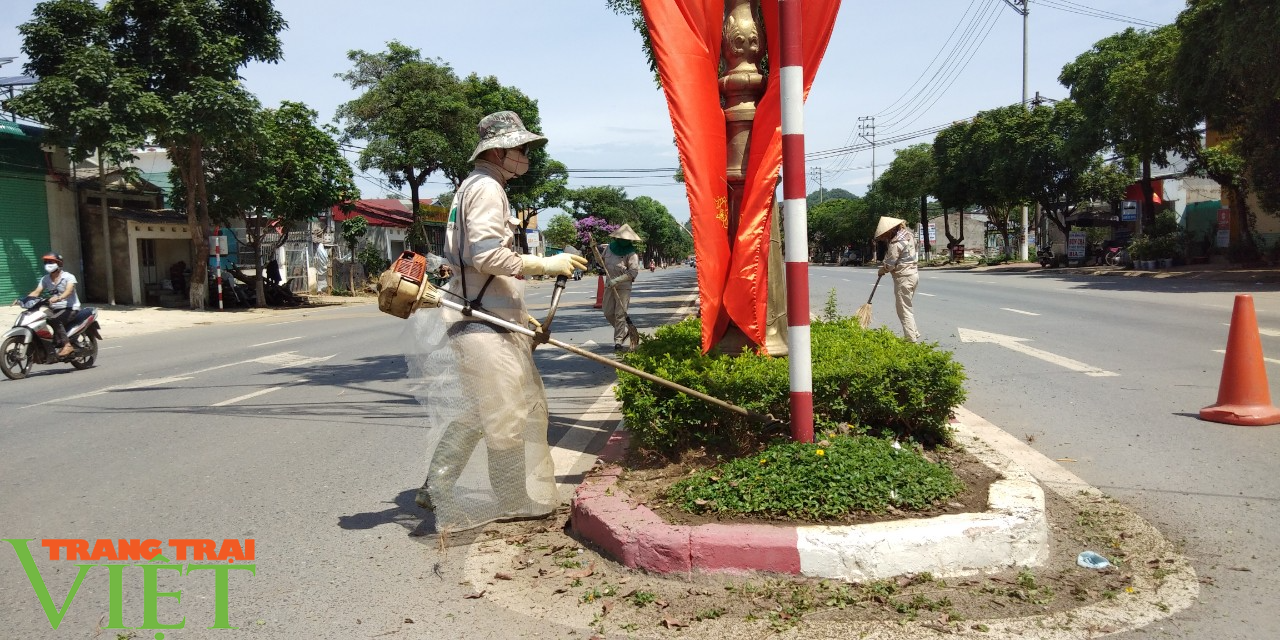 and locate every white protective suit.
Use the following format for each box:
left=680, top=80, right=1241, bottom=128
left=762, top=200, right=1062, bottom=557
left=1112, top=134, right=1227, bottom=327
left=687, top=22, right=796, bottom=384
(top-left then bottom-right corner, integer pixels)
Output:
left=404, top=160, right=558, bottom=532
left=600, top=242, right=641, bottom=347
left=880, top=226, right=921, bottom=343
